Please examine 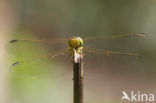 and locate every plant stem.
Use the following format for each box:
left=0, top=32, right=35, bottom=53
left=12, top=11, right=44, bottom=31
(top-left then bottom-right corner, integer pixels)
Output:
left=73, top=54, right=83, bottom=103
